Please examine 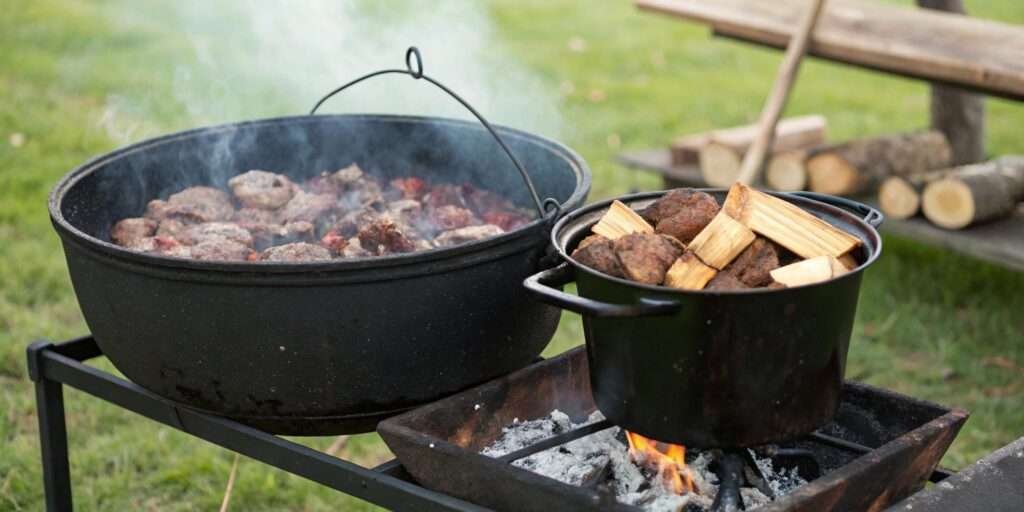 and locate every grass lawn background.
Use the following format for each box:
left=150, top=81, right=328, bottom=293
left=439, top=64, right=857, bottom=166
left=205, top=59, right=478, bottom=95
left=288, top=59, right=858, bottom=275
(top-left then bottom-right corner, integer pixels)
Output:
left=2, top=0, right=1023, bottom=510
